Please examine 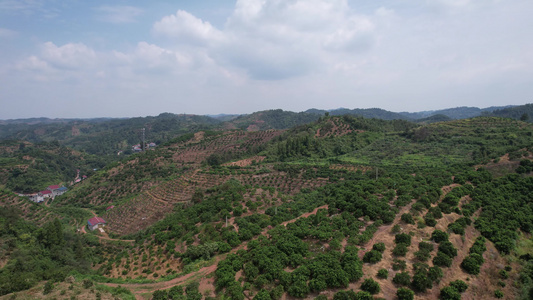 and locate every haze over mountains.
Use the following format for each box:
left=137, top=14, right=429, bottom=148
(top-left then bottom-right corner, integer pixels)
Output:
left=0, top=104, right=524, bottom=124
